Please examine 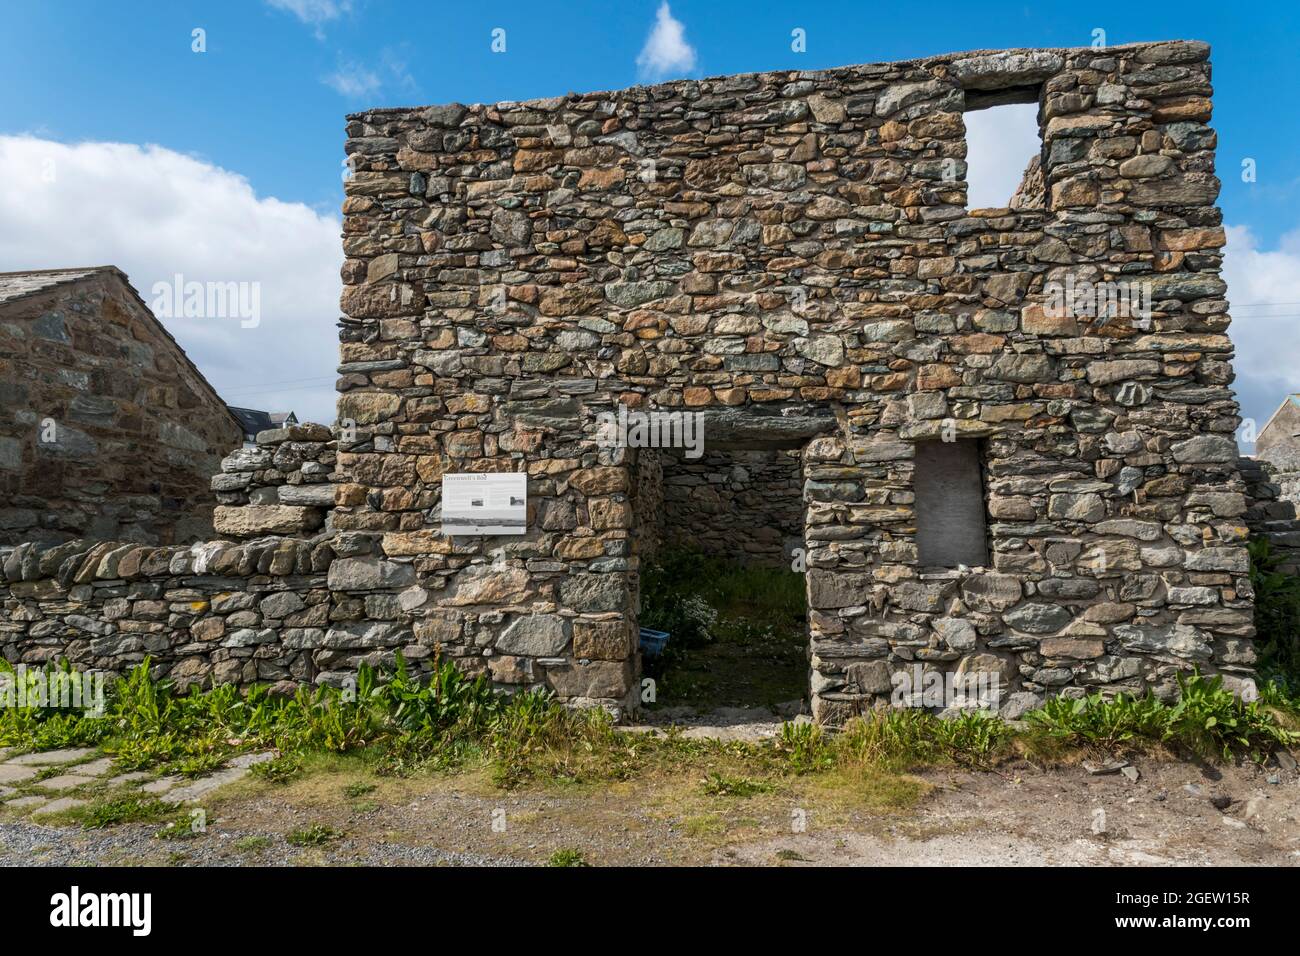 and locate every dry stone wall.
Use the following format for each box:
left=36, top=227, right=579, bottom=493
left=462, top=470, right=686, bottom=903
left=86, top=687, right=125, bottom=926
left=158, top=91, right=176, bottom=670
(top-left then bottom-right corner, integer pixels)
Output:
left=0, top=40, right=1261, bottom=724
left=656, top=448, right=804, bottom=565
left=337, top=38, right=1253, bottom=721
